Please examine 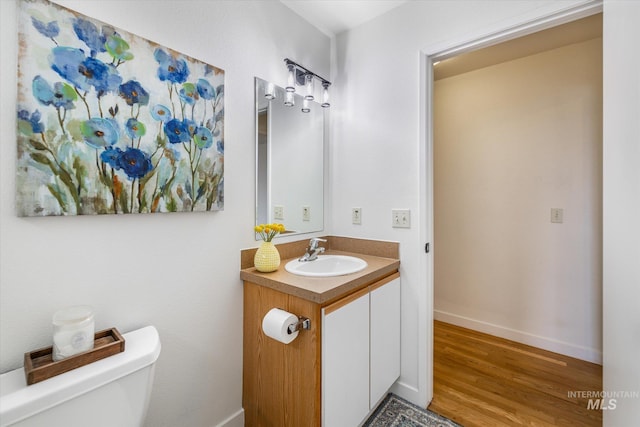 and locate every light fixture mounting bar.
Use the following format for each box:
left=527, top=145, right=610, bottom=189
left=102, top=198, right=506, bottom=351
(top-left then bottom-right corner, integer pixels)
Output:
left=284, top=58, right=331, bottom=87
